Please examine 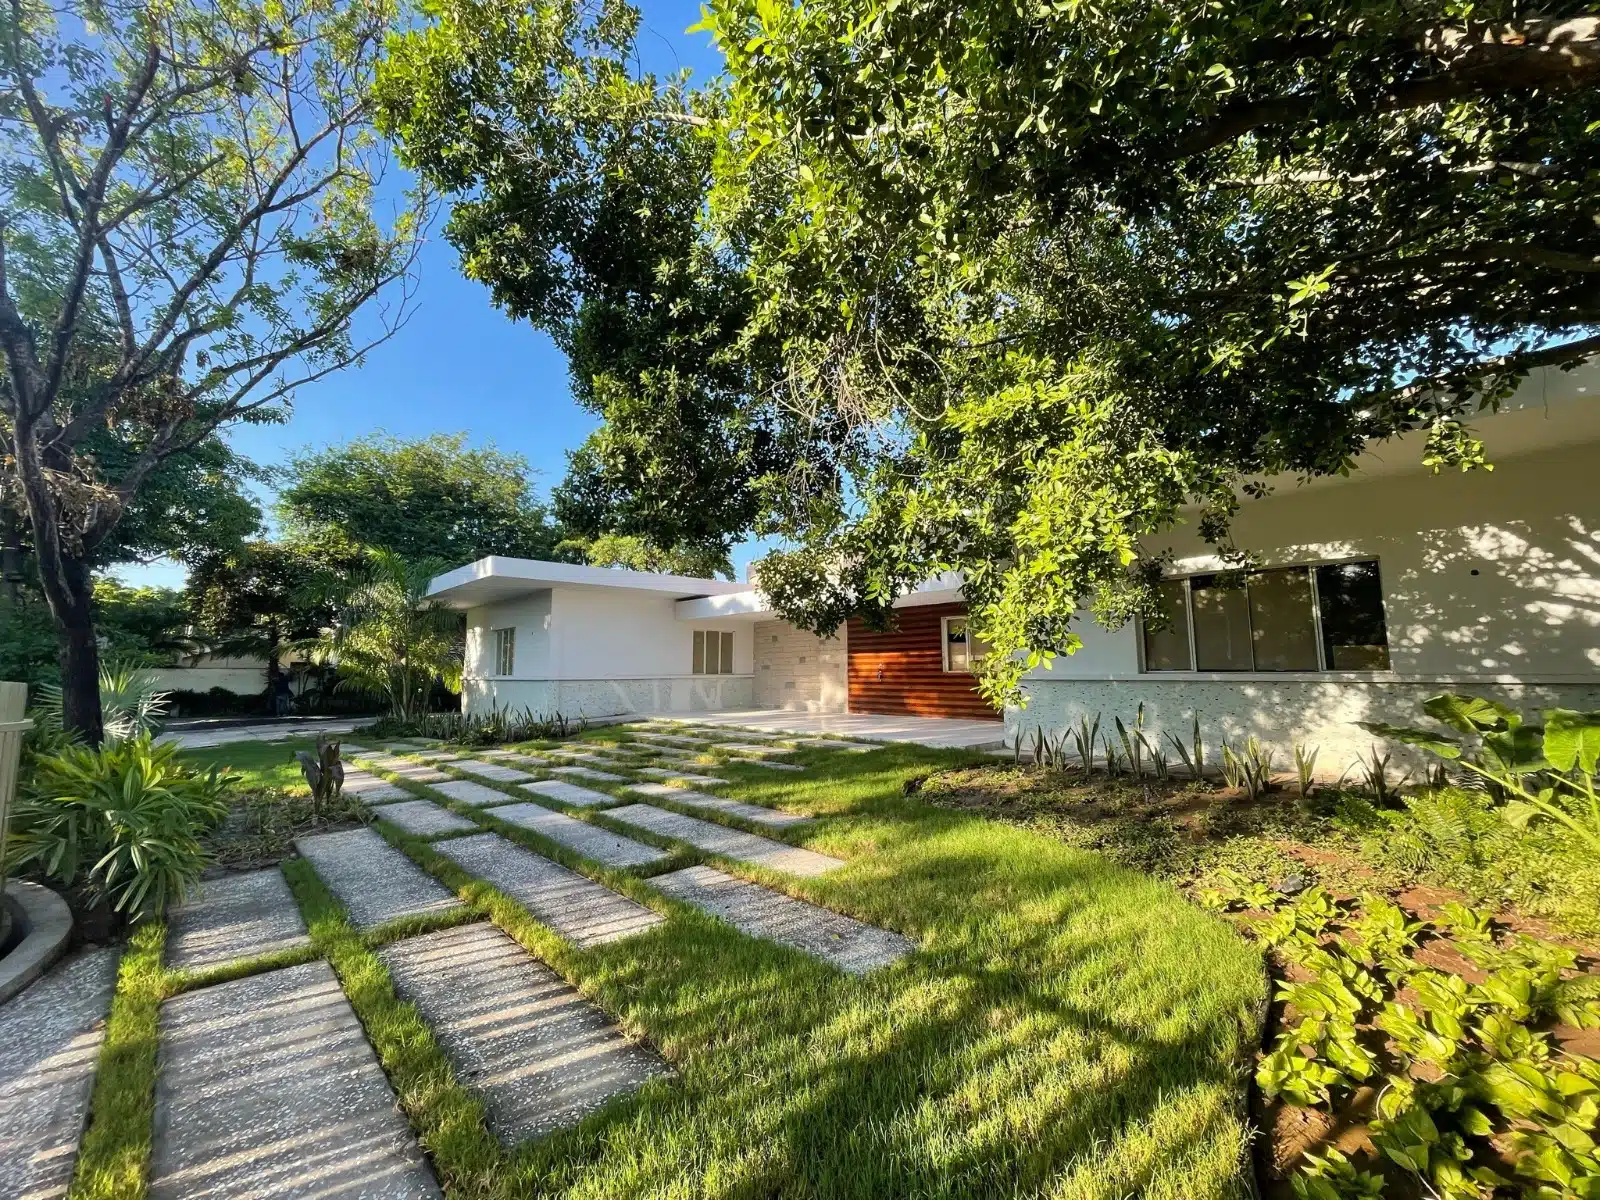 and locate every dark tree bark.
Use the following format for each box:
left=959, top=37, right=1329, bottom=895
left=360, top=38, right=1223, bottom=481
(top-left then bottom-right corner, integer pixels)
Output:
left=53, top=556, right=103, bottom=742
